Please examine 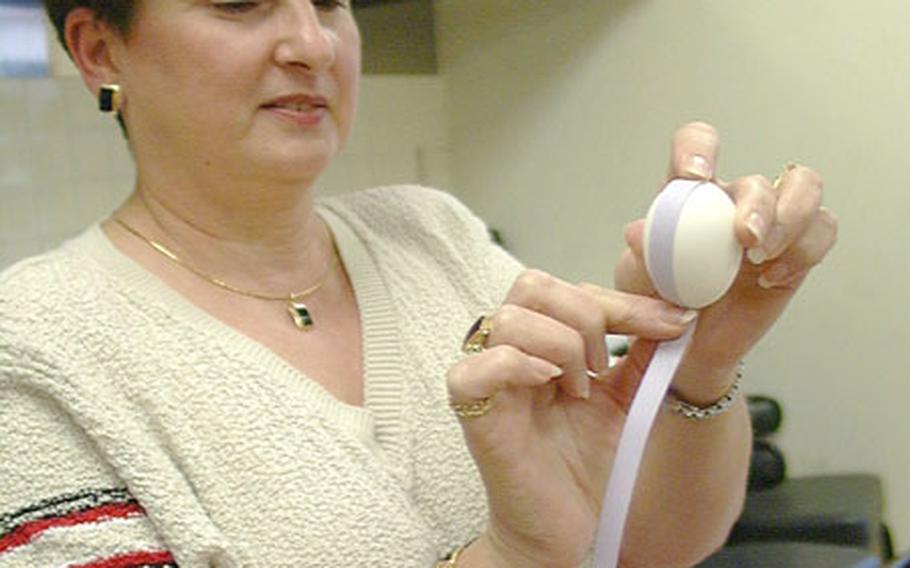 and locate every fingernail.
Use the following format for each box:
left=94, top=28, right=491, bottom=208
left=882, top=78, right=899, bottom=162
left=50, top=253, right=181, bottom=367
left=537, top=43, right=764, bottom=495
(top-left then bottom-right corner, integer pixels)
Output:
left=530, top=357, right=564, bottom=379
left=747, top=212, right=766, bottom=243
left=663, top=308, right=698, bottom=325
left=747, top=247, right=767, bottom=265
left=758, top=263, right=789, bottom=289
left=684, top=155, right=713, bottom=179
left=587, top=368, right=609, bottom=381
left=679, top=309, right=699, bottom=324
